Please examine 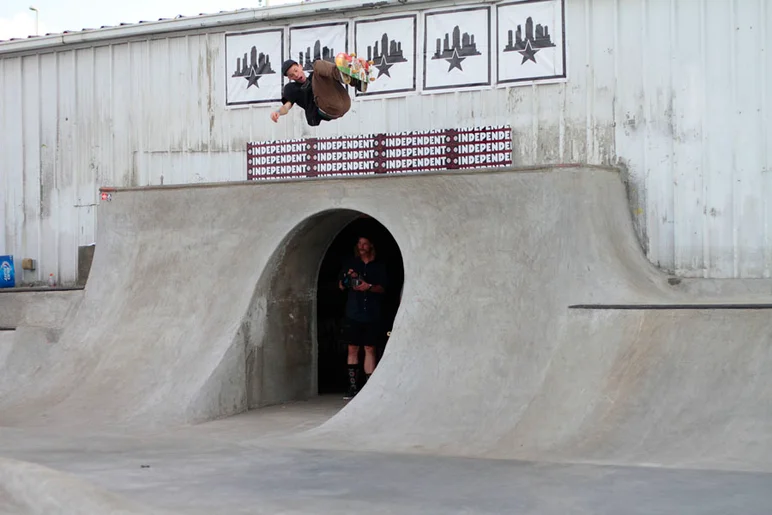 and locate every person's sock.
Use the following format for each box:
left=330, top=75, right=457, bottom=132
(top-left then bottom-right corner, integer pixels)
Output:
left=347, top=365, right=358, bottom=391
